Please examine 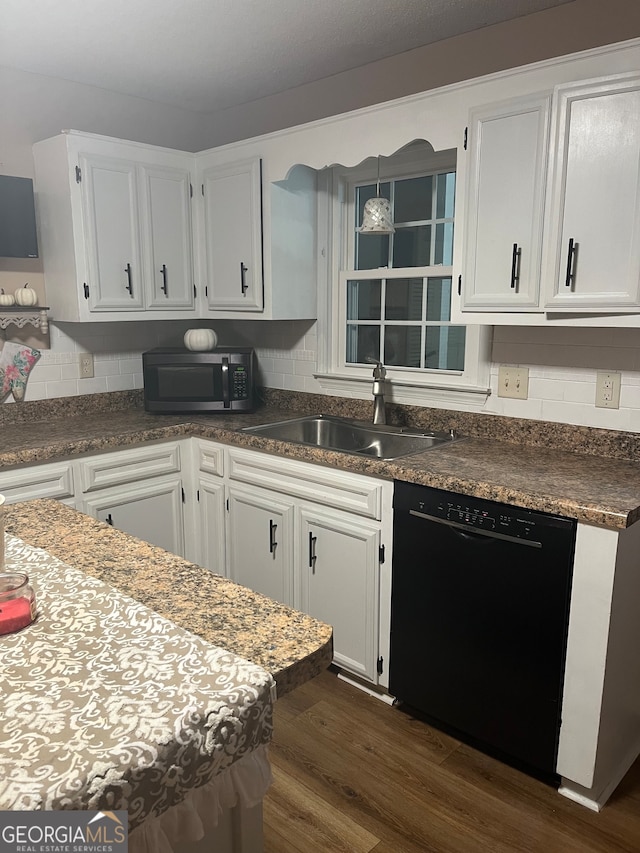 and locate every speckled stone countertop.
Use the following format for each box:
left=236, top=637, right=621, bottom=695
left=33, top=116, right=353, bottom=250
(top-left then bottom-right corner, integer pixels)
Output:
left=4, top=499, right=333, bottom=697
left=2, top=389, right=640, bottom=529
